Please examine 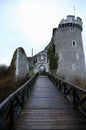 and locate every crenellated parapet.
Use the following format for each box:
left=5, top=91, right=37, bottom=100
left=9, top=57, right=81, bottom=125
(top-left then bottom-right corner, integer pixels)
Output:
left=58, top=15, right=83, bottom=31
